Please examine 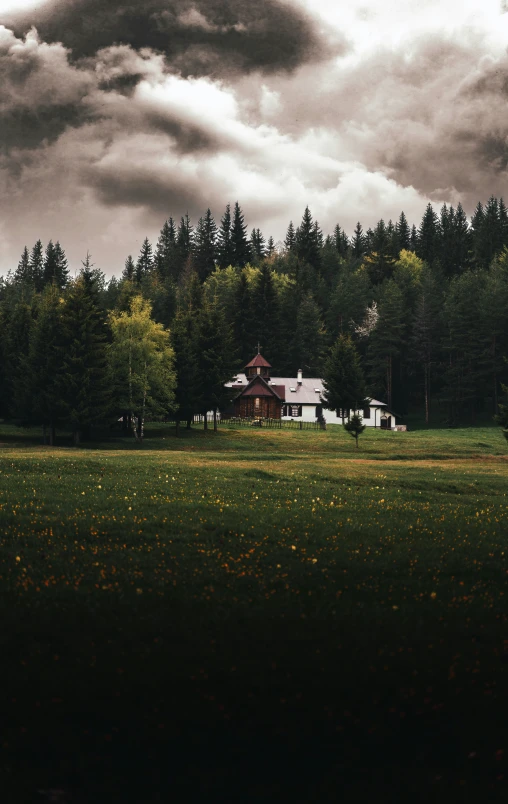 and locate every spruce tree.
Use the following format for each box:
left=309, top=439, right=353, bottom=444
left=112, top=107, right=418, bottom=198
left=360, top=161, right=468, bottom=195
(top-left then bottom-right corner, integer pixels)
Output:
left=295, top=207, right=321, bottom=270
left=322, top=334, right=367, bottom=422
left=171, top=306, right=202, bottom=432
left=284, top=221, right=296, bottom=252
left=366, top=279, right=406, bottom=410
left=194, top=209, right=218, bottom=282
left=293, top=294, right=327, bottom=377
left=409, top=225, right=418, bottom=252
left=251, top=263, right=280, bottom=360
left=136, top=238, right=154, bottom=283
left=395, top=211, right=411, bottom=253
left=351, top=222, right=366, bottom=259
left=250, top=228, right=266, bottom=263
left=14, top=247, right=31, bottom=285
left=198, top=300, right=238, bottom=430
left=56, top=254, right=112, bottom=443
left=417, top=203, right=441, bottom=267
left=363, top=220, right=395, bottom=284
left=29, top=240, right=45, bottom=292
left=217, top=203, right=234, bottom=269
left=343, top=412, right=366, bottom=448
left=155, top=218, right=178, bottom=280
left=266, top=236, right=275, bottom=257
left=176, top=214, right=194, bottom=273
left=231, top=202, right=251, bottom=268
left=122, top=255, right=135, bottom=281
left=410, top=269, right=442, bottom=424
left=43, top=241, right=69, bottom=288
